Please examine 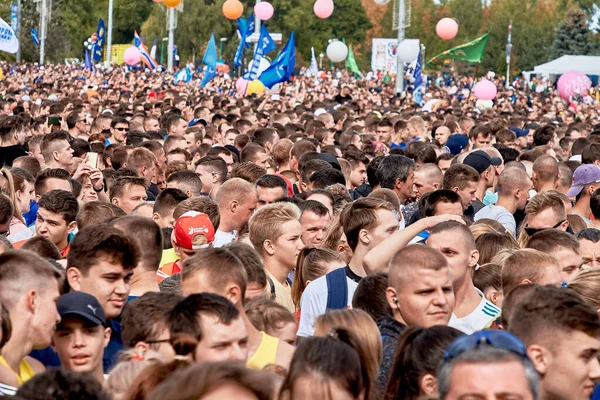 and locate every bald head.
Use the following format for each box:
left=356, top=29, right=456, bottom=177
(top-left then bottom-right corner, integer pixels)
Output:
left=389, top=244, right=449, bottom=289
left=414, top=164, right=443, bottom=198
left=532, top=155, right=559, bottom=188
left=497, top=167, right=531, bottom=197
